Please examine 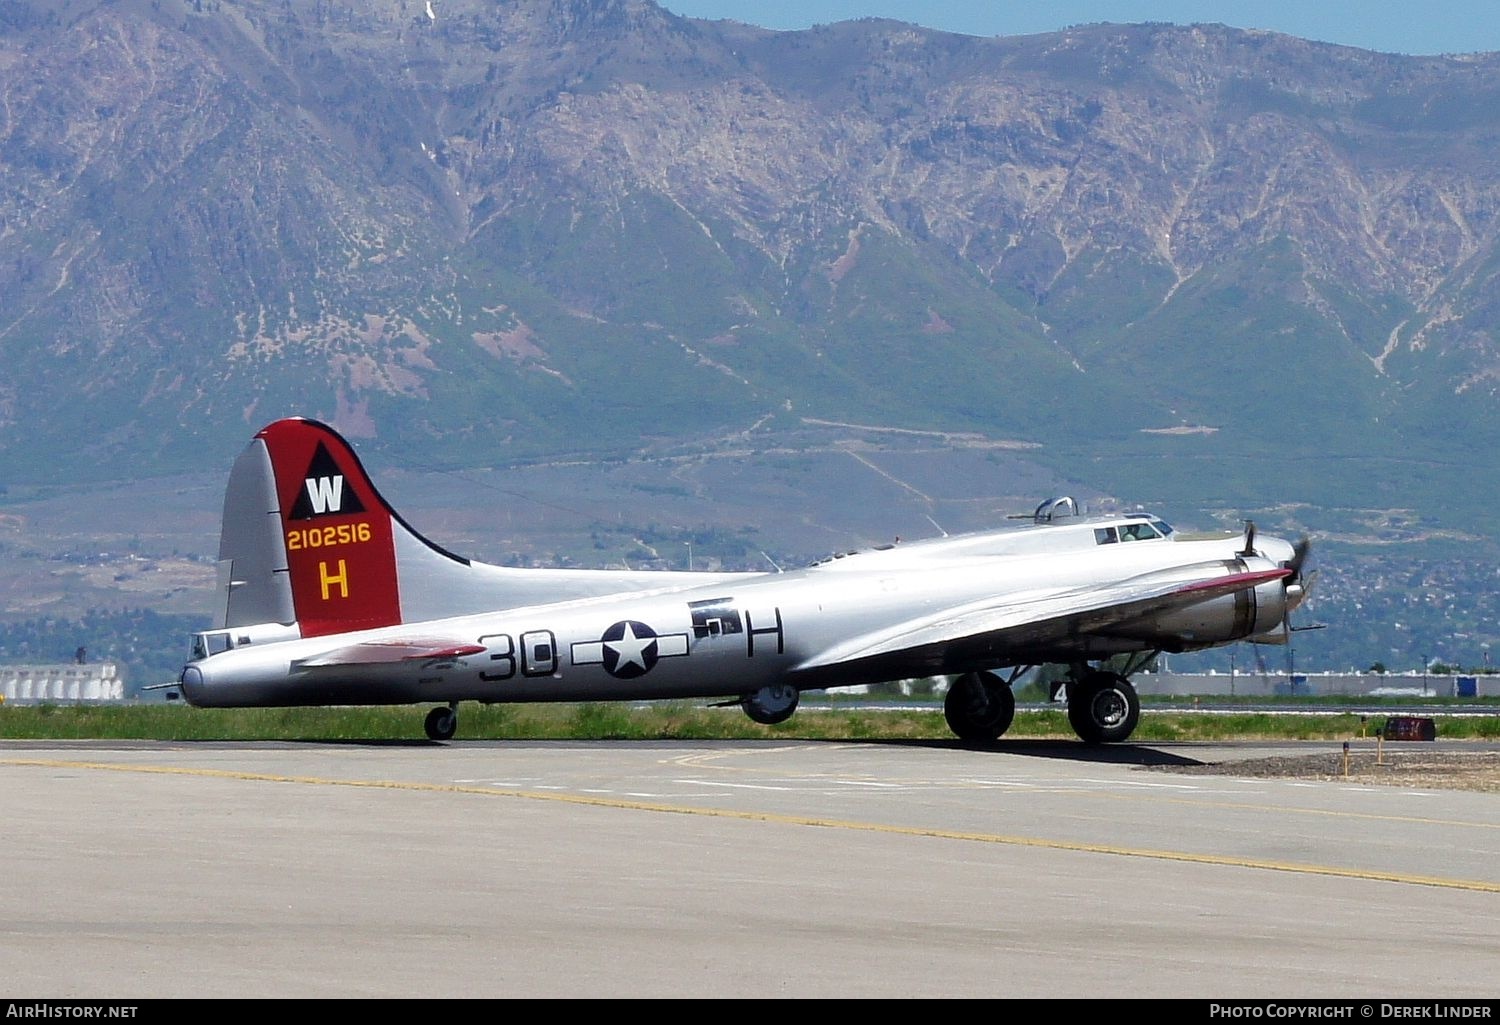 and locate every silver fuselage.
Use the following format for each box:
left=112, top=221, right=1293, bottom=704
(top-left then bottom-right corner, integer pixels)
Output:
left=180, top=522, right=1297, bottom=709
